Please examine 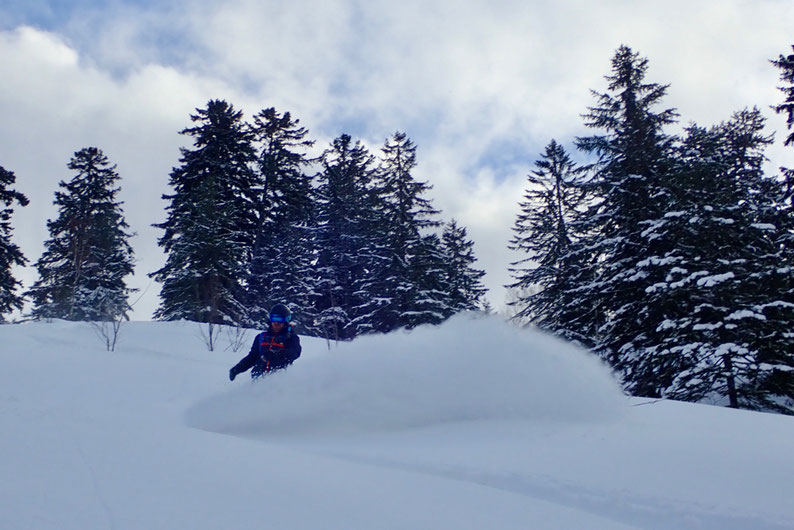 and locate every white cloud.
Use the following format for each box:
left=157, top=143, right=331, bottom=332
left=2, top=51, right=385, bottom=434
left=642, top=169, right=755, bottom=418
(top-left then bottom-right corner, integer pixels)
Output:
left=0, top=26, right=242, bottom=319
left=2, top=0, right=794, bottom=320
